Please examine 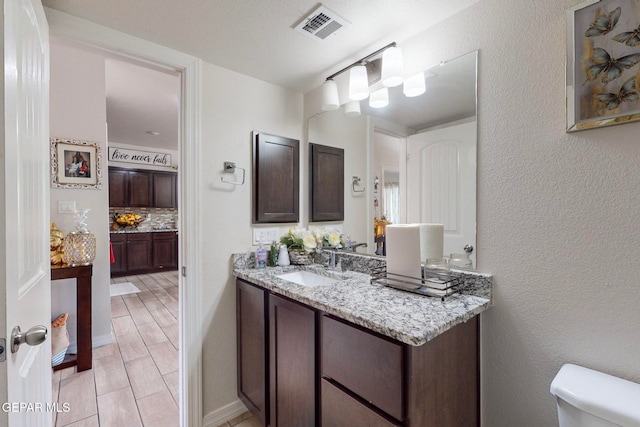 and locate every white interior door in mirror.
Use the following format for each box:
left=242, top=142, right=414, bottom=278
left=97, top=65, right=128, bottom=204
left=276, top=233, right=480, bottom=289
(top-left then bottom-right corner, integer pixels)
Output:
left=407, top=119, right=476, bottom=265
